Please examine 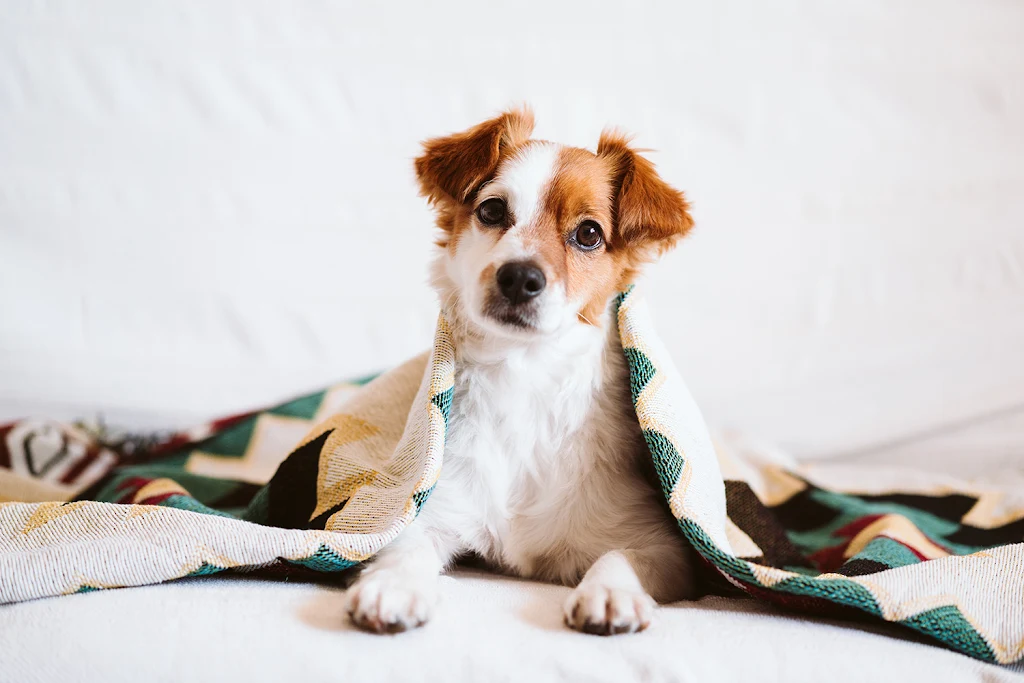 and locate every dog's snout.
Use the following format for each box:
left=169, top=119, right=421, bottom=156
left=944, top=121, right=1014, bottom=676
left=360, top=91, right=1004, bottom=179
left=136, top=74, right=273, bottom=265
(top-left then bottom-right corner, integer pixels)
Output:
left=496, top=262, right=546, bottom=305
